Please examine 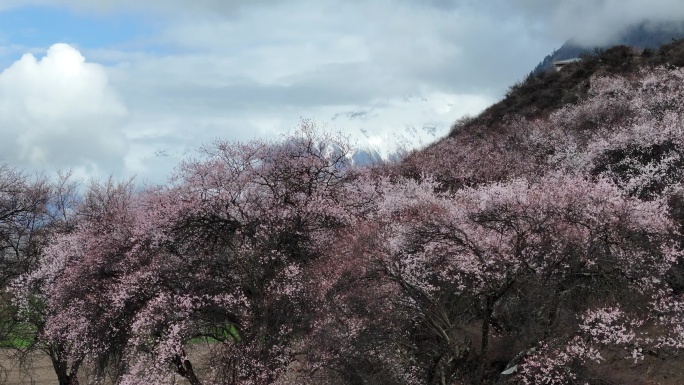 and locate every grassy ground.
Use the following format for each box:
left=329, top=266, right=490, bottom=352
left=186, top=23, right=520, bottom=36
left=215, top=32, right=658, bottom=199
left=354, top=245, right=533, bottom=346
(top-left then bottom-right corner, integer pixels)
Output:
left=1, top=350, right=56, bottom=385
left=4, top=346, right=684, bottom=384
left=0, top=347, right=211, bottom=385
